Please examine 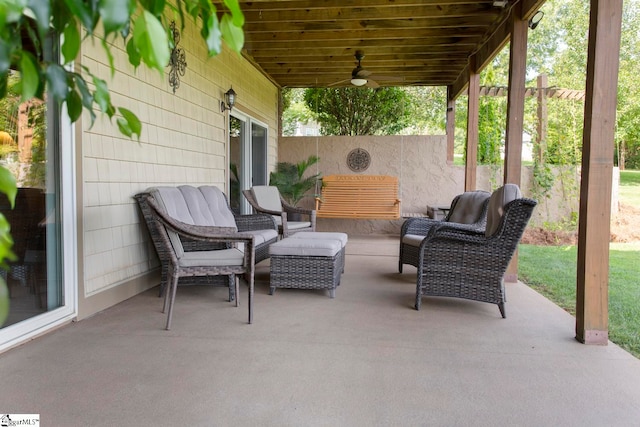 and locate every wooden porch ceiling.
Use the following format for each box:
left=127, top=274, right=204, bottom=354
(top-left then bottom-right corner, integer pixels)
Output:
left=239, top=0, right=545, bottom=90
